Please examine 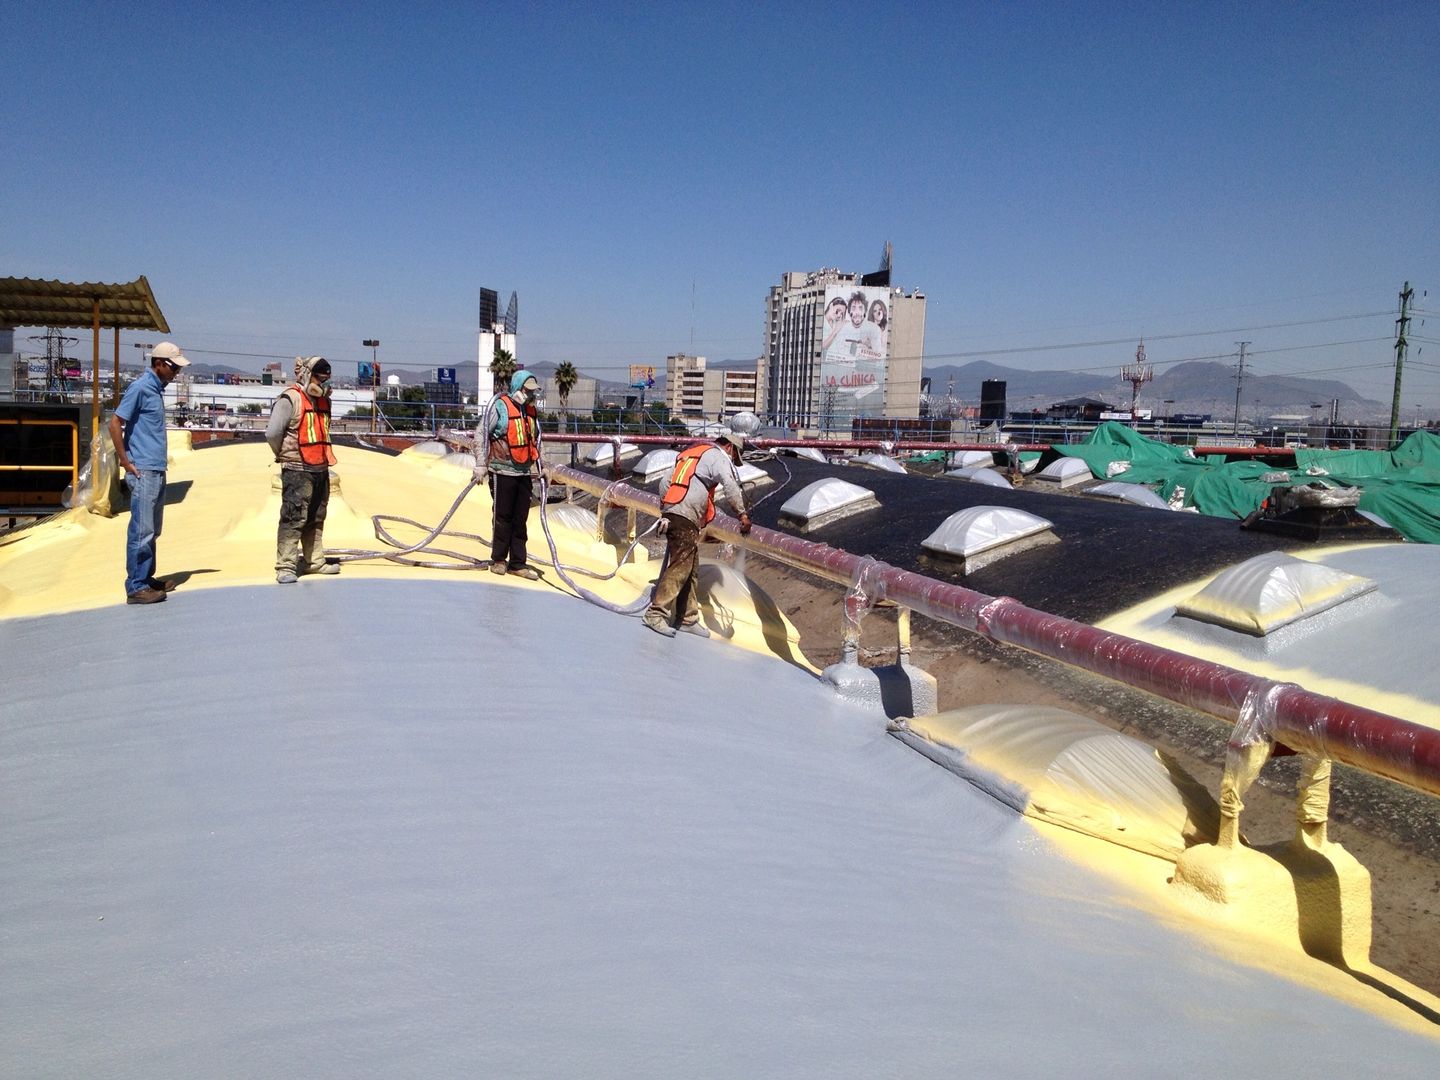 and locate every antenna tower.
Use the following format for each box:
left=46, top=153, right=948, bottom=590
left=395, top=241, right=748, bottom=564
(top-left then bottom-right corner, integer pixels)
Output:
left=28, top=327, right=80, bottom=402
left=1120, top=340, right=1152, bottom=422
